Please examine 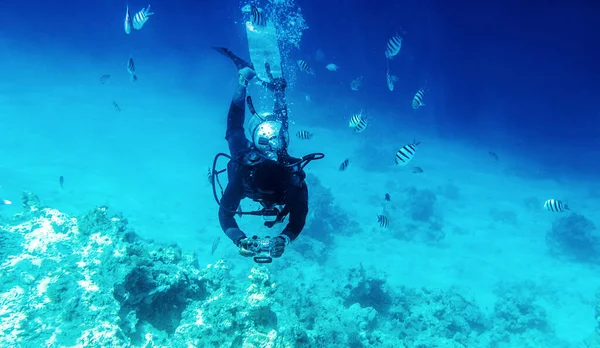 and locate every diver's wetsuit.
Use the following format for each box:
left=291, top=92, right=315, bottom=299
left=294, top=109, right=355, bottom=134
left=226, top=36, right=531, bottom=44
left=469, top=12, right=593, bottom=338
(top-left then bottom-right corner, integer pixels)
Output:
left=218, top=77, right=309, bottom=245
